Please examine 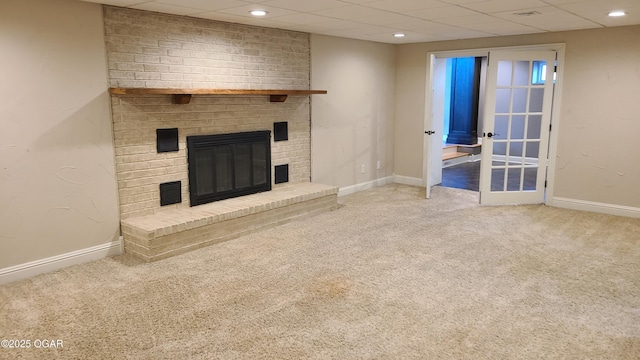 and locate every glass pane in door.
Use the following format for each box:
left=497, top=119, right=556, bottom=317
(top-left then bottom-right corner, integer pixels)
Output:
left=510, top=115, right=526, bottom=140
left=527, top=115, right=542, bottom=139
left=496, top=61, right=512, bottom=86
left=529, top=89, right=544, bottom=112
left=523, top=167, right=538, bottom=191
left=491, top=167, right=505, bottom=191
left=513, top=61, right=531, bottom=86
left=507, top=168, right=522, bottom=191
left=512, top=88, right=528, bottom=113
